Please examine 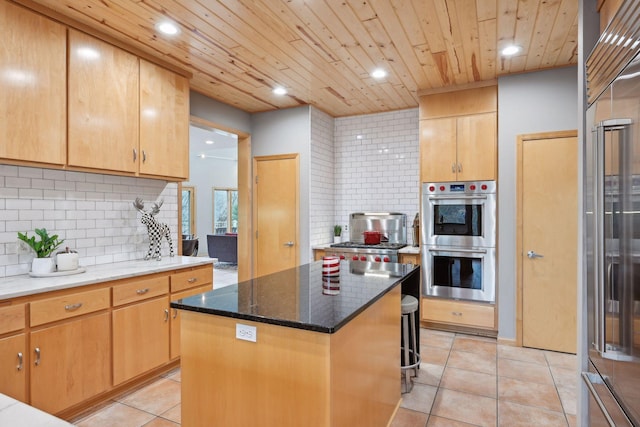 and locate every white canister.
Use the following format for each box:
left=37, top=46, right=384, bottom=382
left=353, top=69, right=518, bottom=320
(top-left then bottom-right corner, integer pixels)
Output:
left=56, top=252, right=79, bottom=271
